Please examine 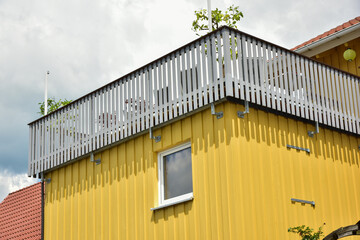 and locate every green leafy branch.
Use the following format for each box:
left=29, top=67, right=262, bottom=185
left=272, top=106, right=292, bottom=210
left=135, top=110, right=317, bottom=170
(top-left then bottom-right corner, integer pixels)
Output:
left=192, top=5, right=243, bottom=36
left=288, top=224, right=325, bottom=240
left=38, top=97, right=72, bottom=116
